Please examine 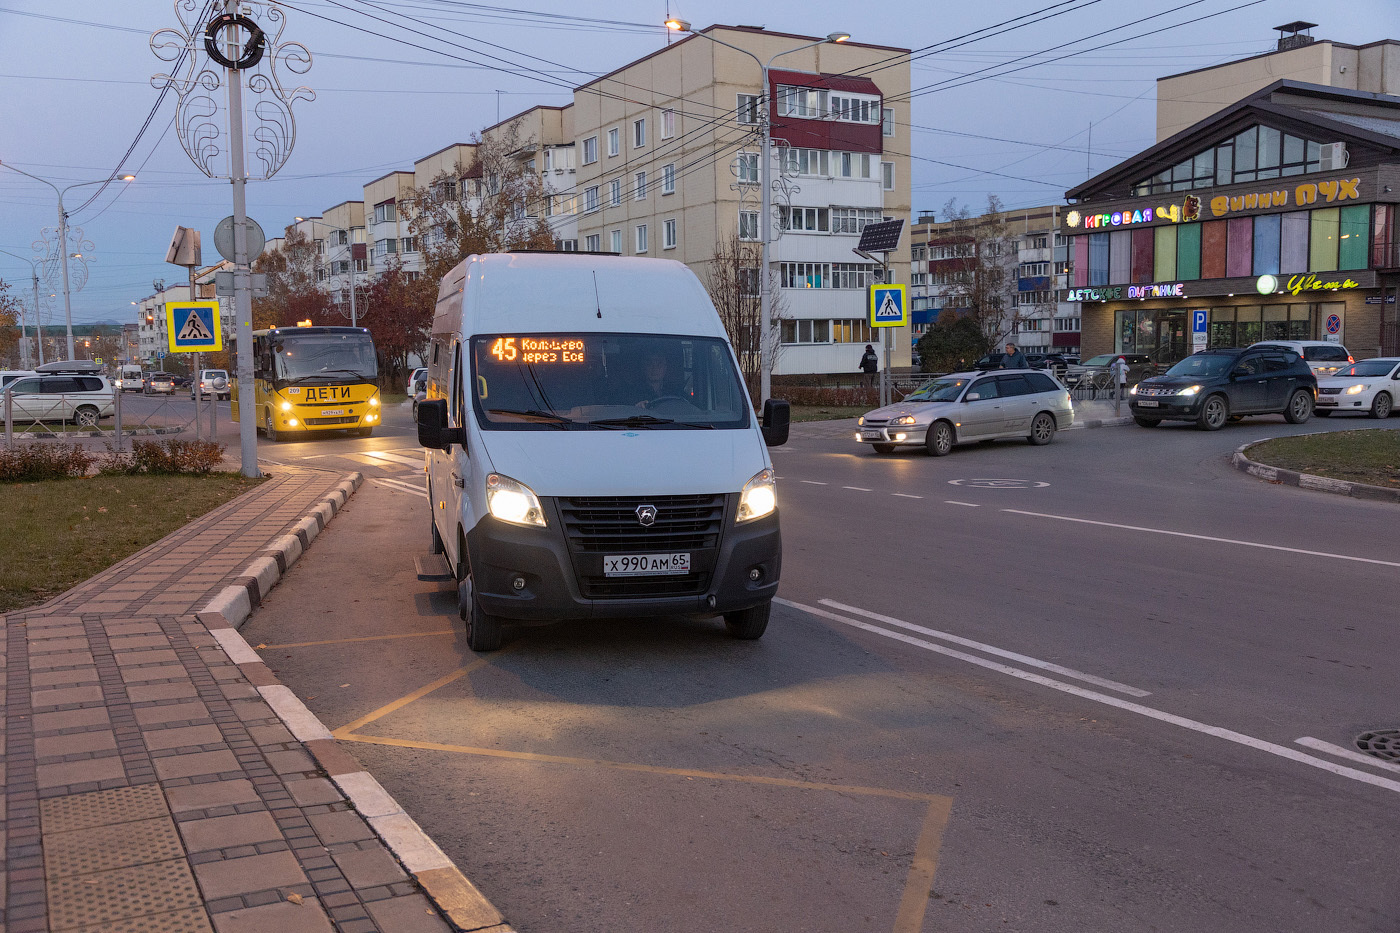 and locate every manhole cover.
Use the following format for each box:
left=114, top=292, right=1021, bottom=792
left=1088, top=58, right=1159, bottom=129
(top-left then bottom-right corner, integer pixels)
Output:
left=1354, top=729, right=1400, bottom=761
